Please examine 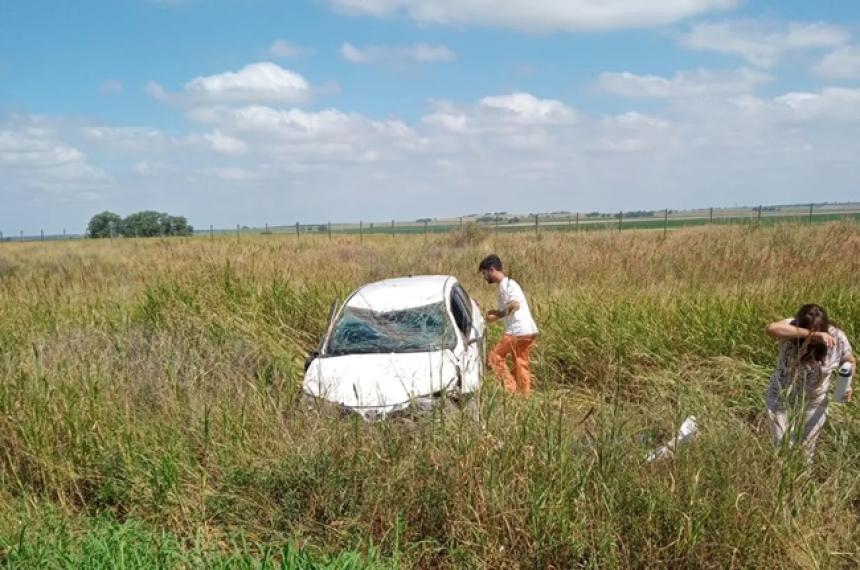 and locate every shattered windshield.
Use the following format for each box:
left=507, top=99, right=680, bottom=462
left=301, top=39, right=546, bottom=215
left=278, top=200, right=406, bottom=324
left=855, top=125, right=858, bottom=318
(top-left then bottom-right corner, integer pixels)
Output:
left=326, top=302, right=456, bottom=355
